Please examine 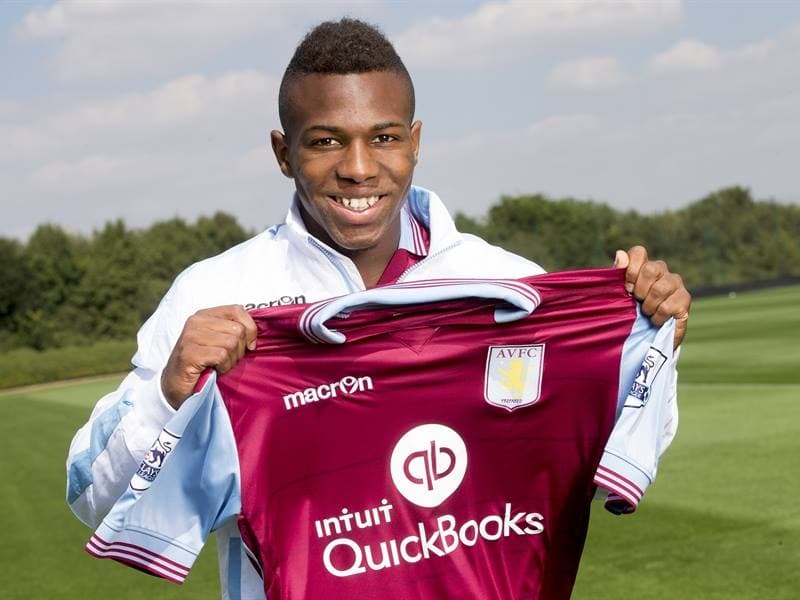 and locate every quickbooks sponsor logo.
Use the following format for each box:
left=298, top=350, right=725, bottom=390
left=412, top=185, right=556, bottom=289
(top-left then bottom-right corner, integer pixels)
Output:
left=390, top=424, right=467, bottom=508
left=322, top=503, right=544, bottom=578
left=283, top=375, right=374, bottom=410
left=314, top=423, right=545, bottom=579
